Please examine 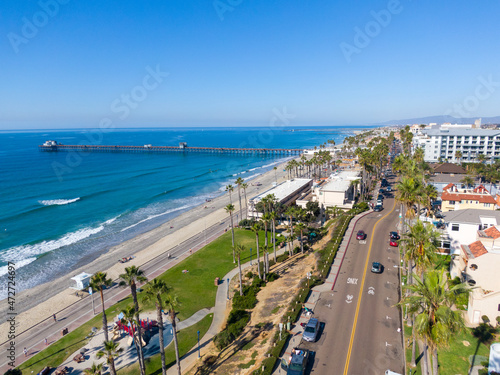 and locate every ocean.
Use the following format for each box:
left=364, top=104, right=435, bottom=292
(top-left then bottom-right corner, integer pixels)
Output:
left=0, top=126, right=366, bottom=298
